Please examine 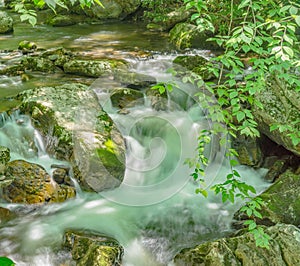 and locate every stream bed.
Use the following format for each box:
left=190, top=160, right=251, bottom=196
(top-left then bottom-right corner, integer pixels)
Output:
left=0, top=18, right=270, bottom=265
